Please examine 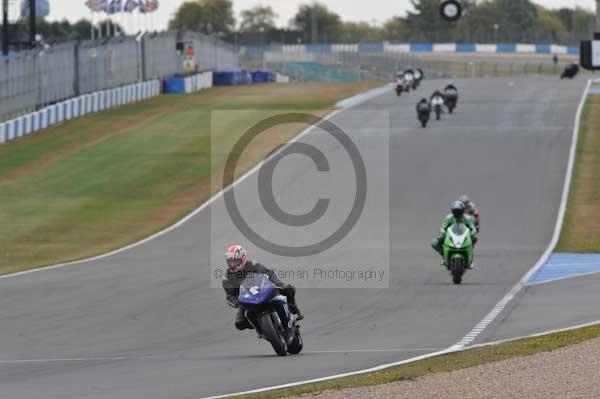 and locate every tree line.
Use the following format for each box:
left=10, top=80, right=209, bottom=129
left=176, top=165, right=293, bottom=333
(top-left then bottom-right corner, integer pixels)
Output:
left=170, top=0, right=596, bottom=46
left=1, top=0, right=595, bottom=47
